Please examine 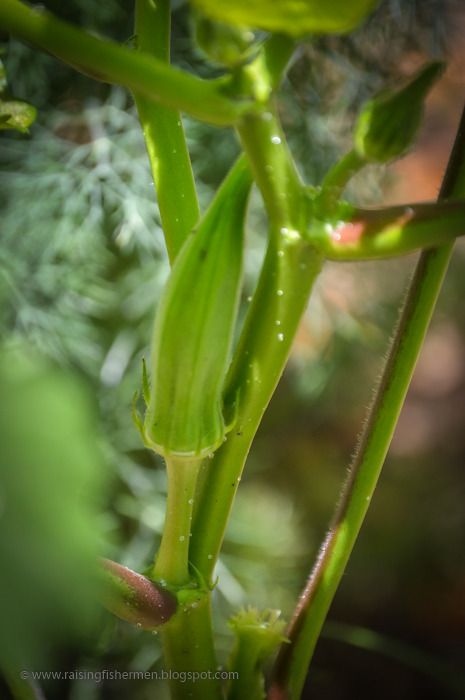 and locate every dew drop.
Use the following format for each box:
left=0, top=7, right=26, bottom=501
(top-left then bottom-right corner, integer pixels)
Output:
left=262, top=112, right=273, bottom=121
left=277, top=250, right=284, bottom=257
left=246, top=295, right=252, bottom=302
left=207, top=554, right=213, bottom=560
left=280, top=227, right=289, bottom=235
left=271, top=135, right=282, bottom=145
left=275, top=320, right=281, bottom=326
left=188, top=498, right=194, bottom=505
left=277, top=289, right=284, bottom=296
left=277, top=333, right=284, bottom=342
left=179, top=535, right=186, bottom=542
